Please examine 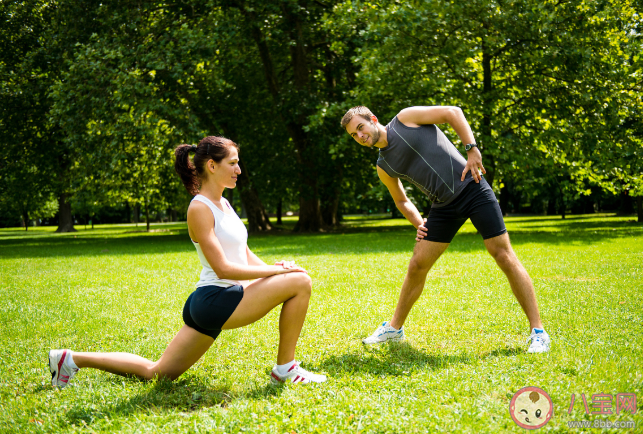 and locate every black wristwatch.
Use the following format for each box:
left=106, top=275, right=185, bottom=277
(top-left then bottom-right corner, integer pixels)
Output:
left=465, top=143, right=479, bottom=151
